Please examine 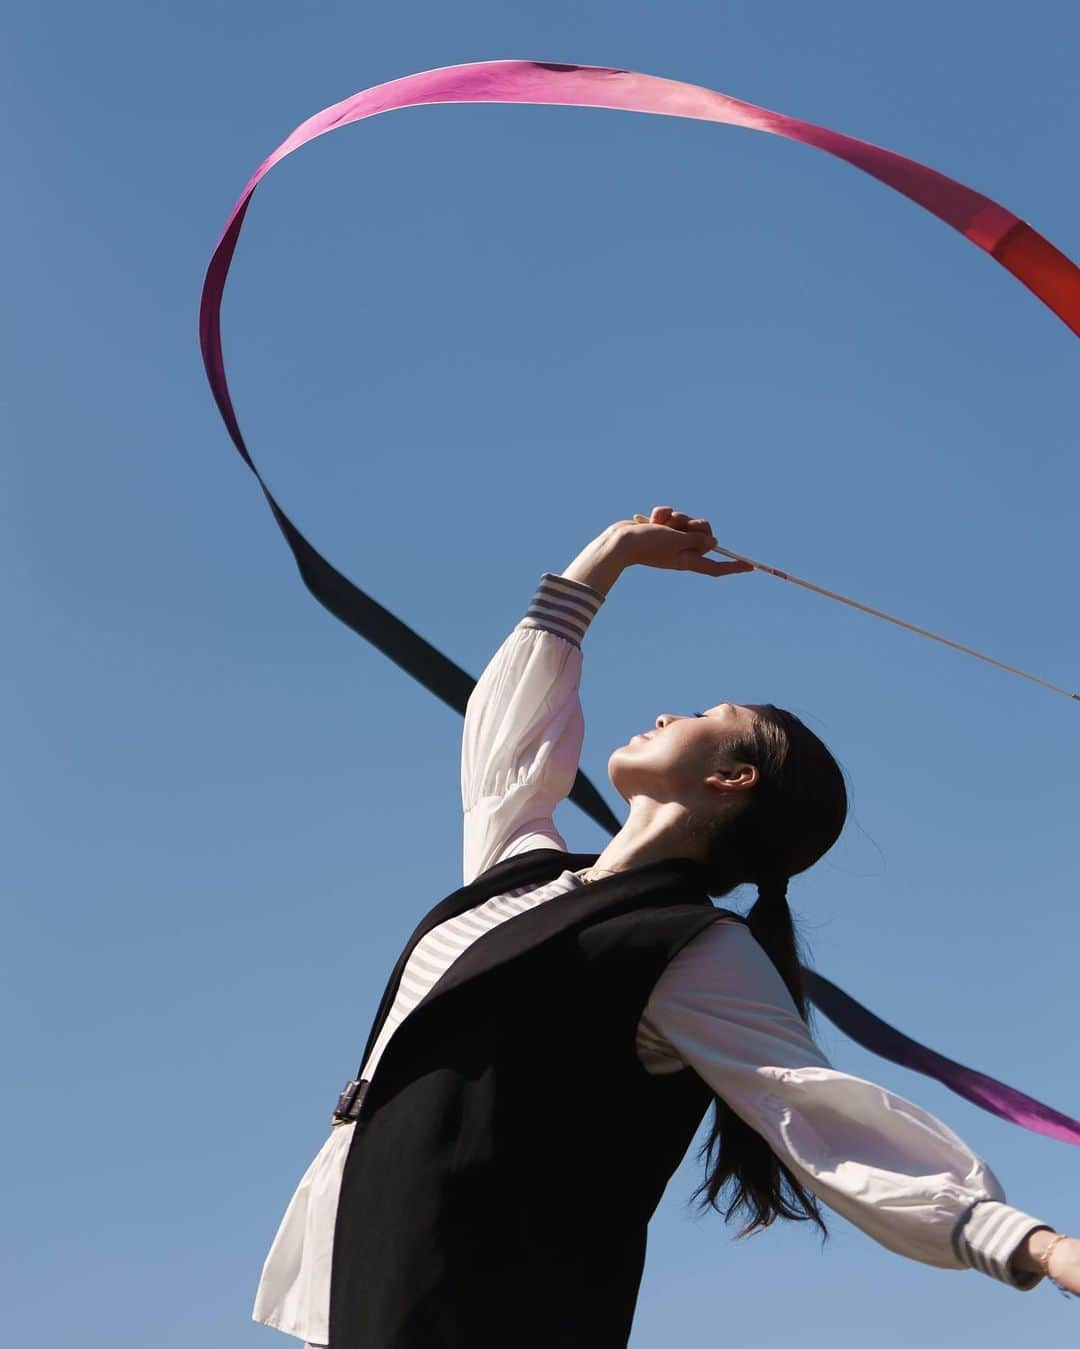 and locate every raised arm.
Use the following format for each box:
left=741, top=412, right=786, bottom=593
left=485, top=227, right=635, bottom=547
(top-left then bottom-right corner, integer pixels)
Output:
left=460, top=535, right=618, bottom=885
left=640, top=920, right=1079, bottom=1292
